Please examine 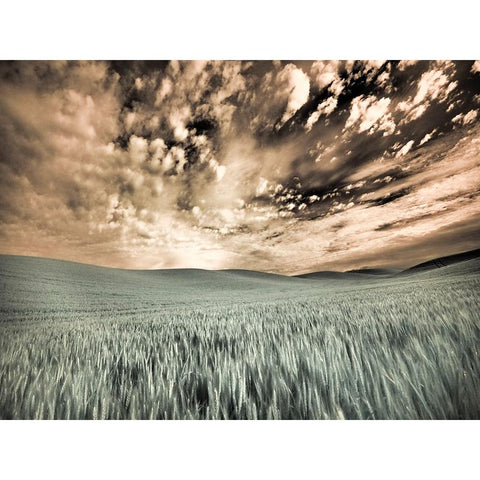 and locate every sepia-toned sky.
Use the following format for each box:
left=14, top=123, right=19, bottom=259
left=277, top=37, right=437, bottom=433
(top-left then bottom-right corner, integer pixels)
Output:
left=0, top=60, right=479, bottom=274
